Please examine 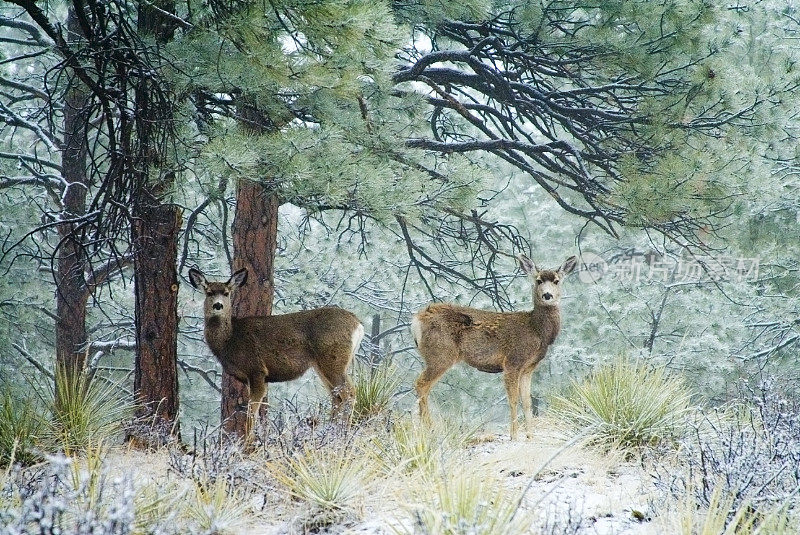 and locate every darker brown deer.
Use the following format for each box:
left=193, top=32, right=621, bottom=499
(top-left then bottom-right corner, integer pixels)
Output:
left=188, top=268, right=364, bottom=439
left=412, top=255, right=577, bottom=439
